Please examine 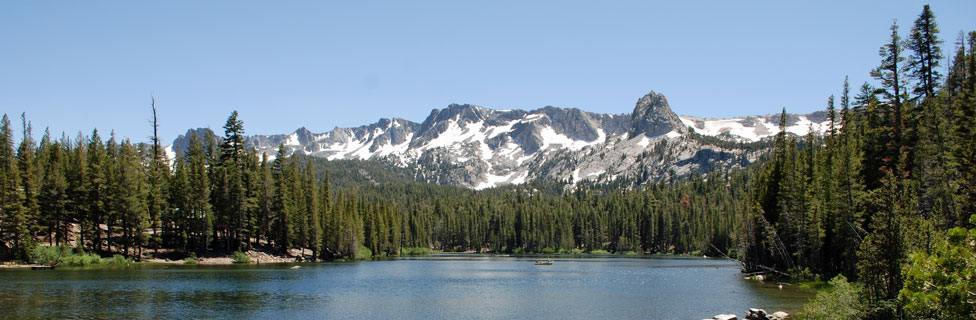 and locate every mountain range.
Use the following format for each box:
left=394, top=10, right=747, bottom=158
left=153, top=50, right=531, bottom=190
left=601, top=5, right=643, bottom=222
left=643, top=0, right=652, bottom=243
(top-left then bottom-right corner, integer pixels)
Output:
left=167, top=91, right=828, bottom=189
